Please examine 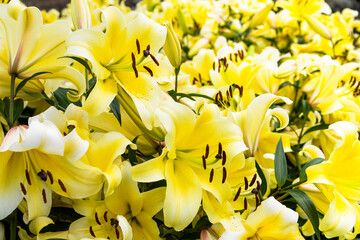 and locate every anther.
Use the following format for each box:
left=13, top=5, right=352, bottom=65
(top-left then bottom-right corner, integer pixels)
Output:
left=244, top=198, right=248, bottom=210
left=229, top=85, right=233, bottom=98
left=42, top=189, right=47, bottom=204
left=229, top=54, right=232, bottom=61
left=150, top=54, right=159, bottom=66
left=110, top=218, right=119, bottom=226
left=25, top=169, right=31, bottom=185
left=222, top=167, right=227, bottom=184
left=256, top=181, right=261, bottom=191
left=212, top=62, right=215, bottom=71
left=244, top=177, right=249, bottom=190
left=209, top=169, right=214, bottom=183
left=115, top=228, right=120, bottom=239
left=131, top=52, right=136, bottom=65
left=233, top=187, right=241, bottom=201
left=89, top=226, right=96, bottom=237
left=95, top=212, right=101, bottom=225
left=67, top=125, right=75, bottom=132
left=20, top=182, right=27, bottom=195
left=219, top=91, right=223, bottom=101
left=226, top=90, right=230, bottom=100
left=234, top=53, right=238, bottom=62
left=132, top=63, right=138, bottom=78
left=249, top=174, right=257, bottom=187
left=239, top=86, right=243, bottom=97
left=202, top=155, right=207, bottom=170
left=198, top=73, right=202, bottom=81
left=136, top=39, right=140, bottom=54
left=37, top=170, right=47, bottom=181
left=222, top=151, right=227, bottom=165
left=104, top=211, right=108, bottom=222
left=58, top=179, right=67, bottom=193
left=218, top=142, right=222, bottom=156
left=47, top=171, right=54, bottom=184
left=143, top=66, right=153, bottom=77
left=205, top=144, right=209, bottom=159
